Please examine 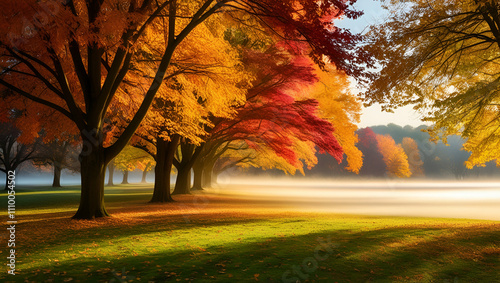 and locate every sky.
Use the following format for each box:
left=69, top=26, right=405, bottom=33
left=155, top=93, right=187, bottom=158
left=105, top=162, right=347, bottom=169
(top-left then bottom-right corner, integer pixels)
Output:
left=336, top=0, right=428, bottom=128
